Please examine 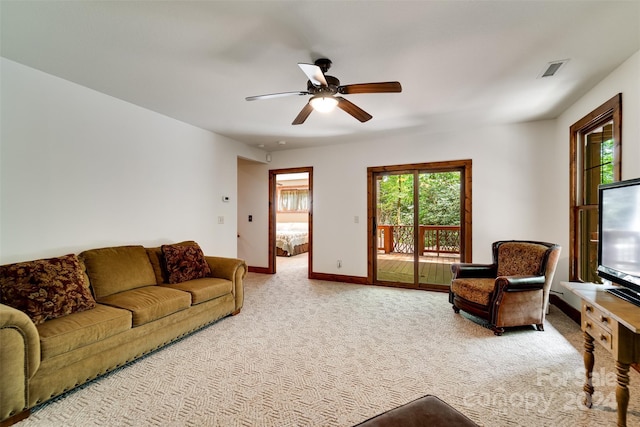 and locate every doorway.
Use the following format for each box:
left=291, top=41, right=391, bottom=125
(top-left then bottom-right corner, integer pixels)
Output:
left=269, top=167, right=313, bottom=275
left=367, top=160, right=472, bottom=291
